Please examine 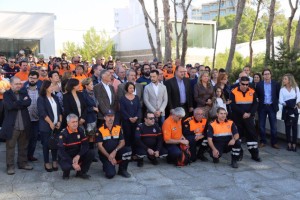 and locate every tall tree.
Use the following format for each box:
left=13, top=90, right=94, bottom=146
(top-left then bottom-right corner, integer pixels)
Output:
left=265, top=0, right=276, bottom=65
left=225, top=0, right=247, bottom=72
left=249, top=0, right=262, bottom=67
left=286, top=0, right=299, bottom=52
left=212, top=0, right=222, bottom=69
left=162, top=0, right=172, bottom=63
left=293, top=14, right=300, bottom=51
